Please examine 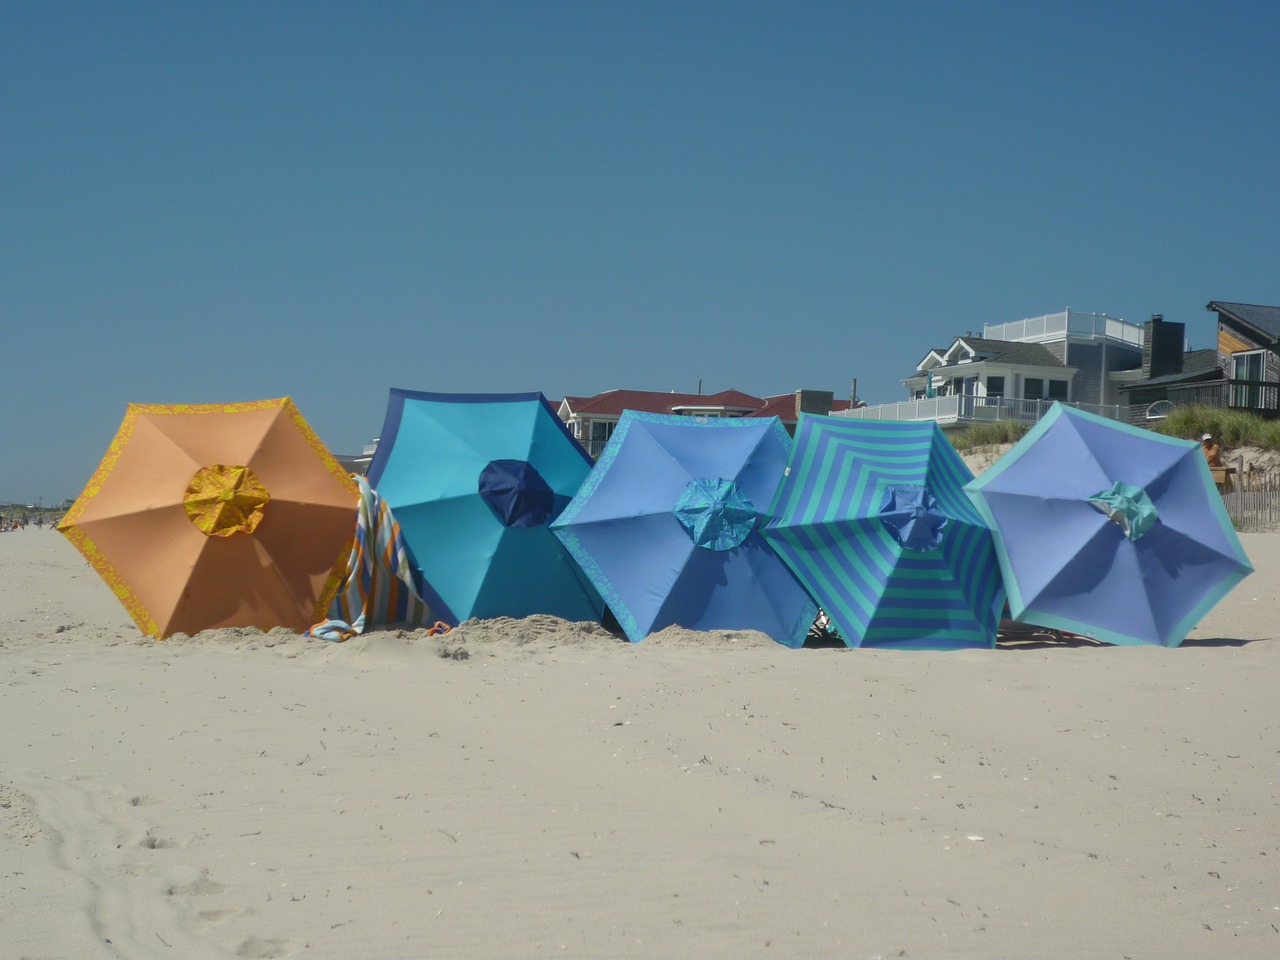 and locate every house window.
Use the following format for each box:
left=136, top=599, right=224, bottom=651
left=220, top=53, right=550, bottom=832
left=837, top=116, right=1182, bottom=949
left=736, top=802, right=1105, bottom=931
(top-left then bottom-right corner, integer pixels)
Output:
left=986, top=376, right=1004, bottom=398
left=1233, top=350, right=1265, bottom=381
left=1047, top=380, right=1068, bottom=401
left=1024, top=378, right=1043, bottom=401
left=1232, top=350, right=1267, bottom=408
left=586, top=420, right=615, bottom=457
